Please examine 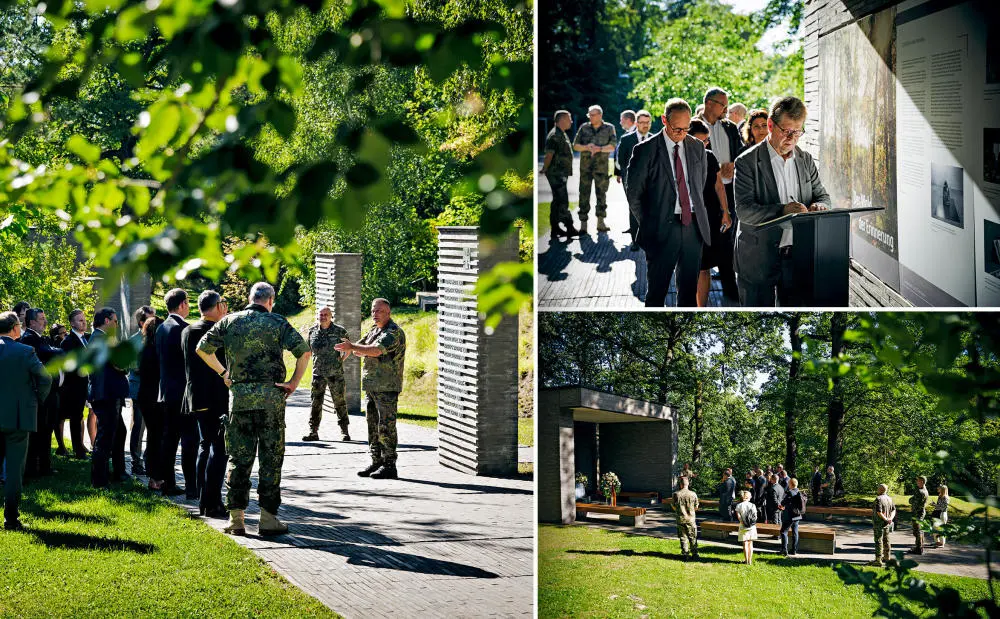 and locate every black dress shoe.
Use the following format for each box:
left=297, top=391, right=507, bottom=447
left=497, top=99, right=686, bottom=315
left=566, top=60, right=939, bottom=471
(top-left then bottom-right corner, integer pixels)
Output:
left=357, top=462, right=381, bottom=477
left=371, top=465, right=397, bottom=480
left=55, top=448, right=69, bottom=456
left=131, top=464, right=146, bottom=476
left=205, top=506, right=229, bottom=519
left=3, top=520, right=24, bottom=531
left=161, top=486, right=185, bottom=496
left=186, top=490, right=200, bottom=500
left=114, top=474, right=132, bottom=483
